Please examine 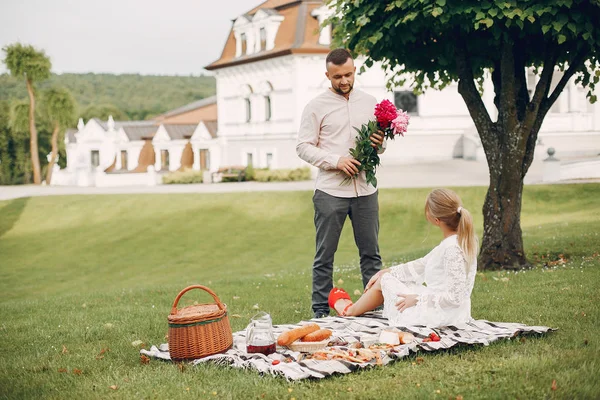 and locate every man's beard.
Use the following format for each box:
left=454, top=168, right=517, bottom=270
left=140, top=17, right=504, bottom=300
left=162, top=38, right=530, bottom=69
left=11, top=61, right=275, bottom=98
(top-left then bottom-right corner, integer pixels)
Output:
left=333, top=83, right=353, bottom=95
